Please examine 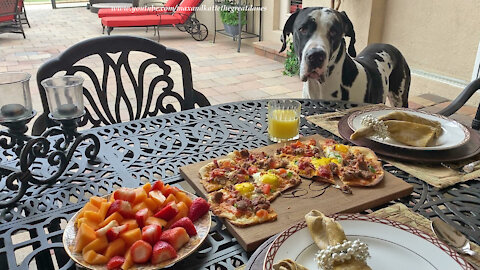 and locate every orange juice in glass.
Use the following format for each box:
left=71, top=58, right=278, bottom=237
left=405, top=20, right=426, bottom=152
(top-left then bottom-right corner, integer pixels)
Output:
left=268, top=100, right=301, bottom=142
